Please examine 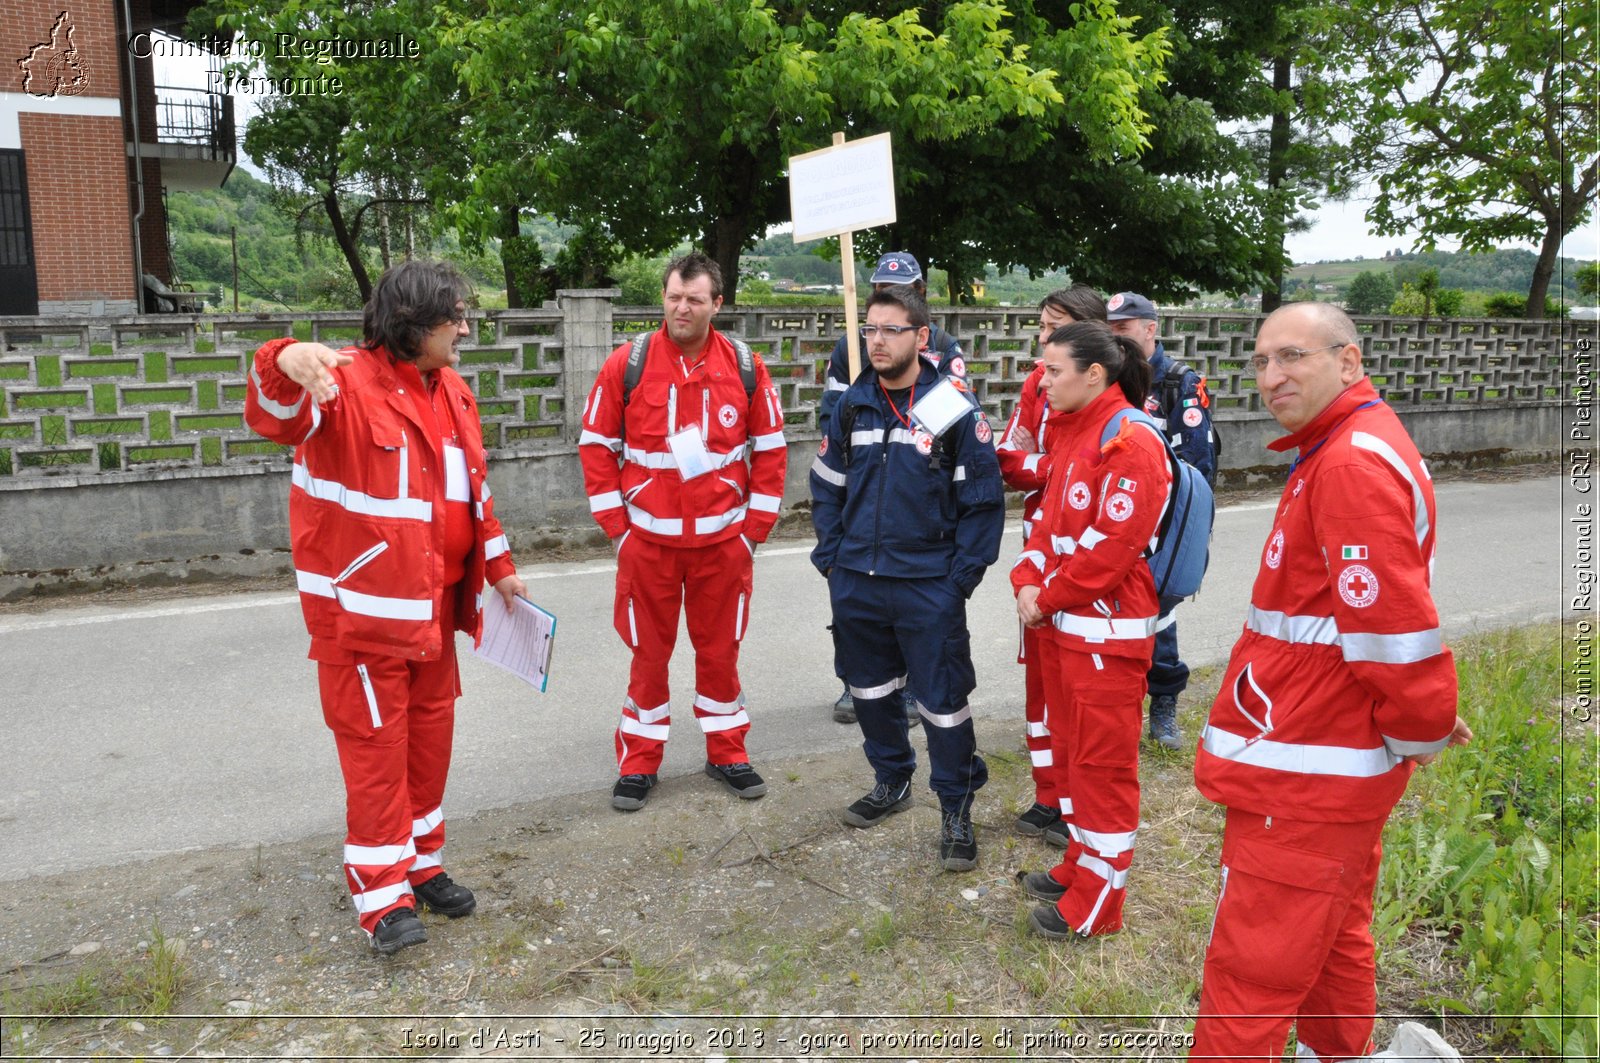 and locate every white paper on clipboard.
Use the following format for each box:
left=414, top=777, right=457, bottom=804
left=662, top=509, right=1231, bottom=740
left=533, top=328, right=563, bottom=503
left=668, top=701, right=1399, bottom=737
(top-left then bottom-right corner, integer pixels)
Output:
left=909, top=377, right=975, bottom=437
left=471, top=594, right=557, bottom=692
